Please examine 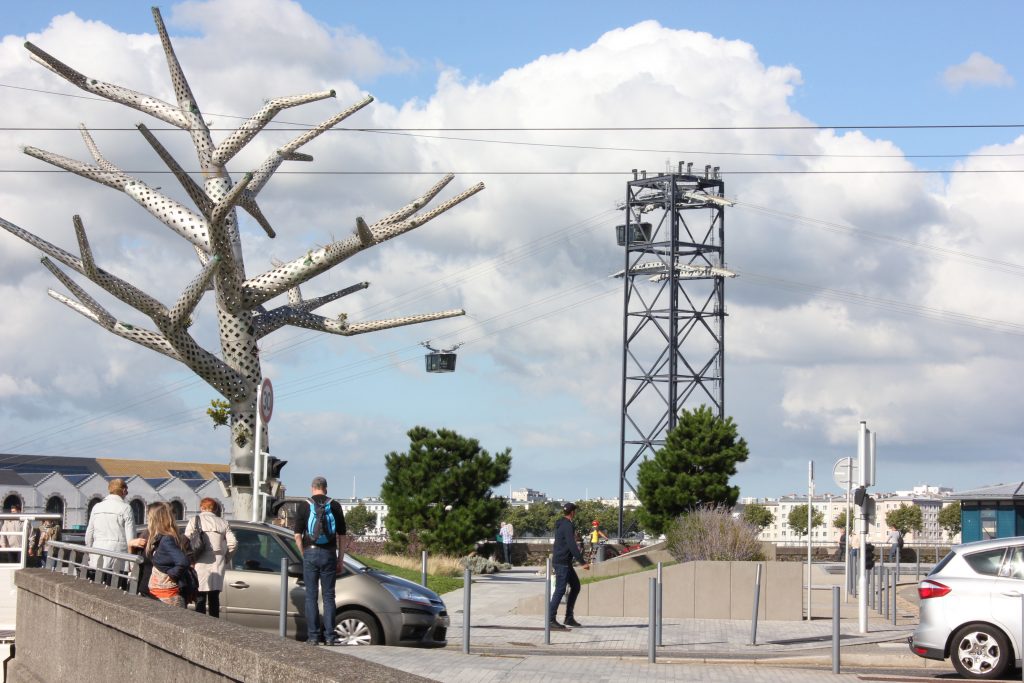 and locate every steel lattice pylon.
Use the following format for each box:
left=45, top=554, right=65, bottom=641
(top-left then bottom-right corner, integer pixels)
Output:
left=615, top=165, right=733, bottom=535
